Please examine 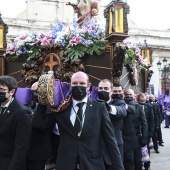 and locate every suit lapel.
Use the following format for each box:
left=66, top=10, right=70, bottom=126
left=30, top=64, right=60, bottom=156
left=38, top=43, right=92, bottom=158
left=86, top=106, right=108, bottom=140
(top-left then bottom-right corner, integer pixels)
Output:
left=0, top=99, right=16, bottom=127
left=81, top=98, right=95, bottom=136
left=63, top=98, right=95, bottom=137
left=64, top=102, right=78, bottom=136
left=65, top=104, right=73, bottom=126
